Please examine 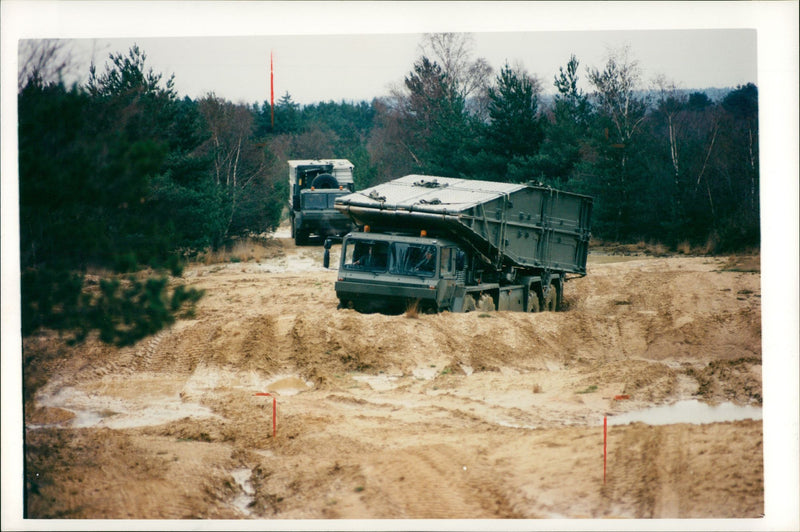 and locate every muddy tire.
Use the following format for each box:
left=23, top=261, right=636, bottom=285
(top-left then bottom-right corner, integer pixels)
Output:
left=311, top=173, right=338, bottom=189
left=526, top=292, right=541, bottom=313
left=295, top=229, right=308, bottom=246
left=422, top=303, right=438, bottom=314
left=462, top=294, right=477, bottom=313
left=543, top=282, right=560, bottom=312
left=477, top=294, right=495, bottom=312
